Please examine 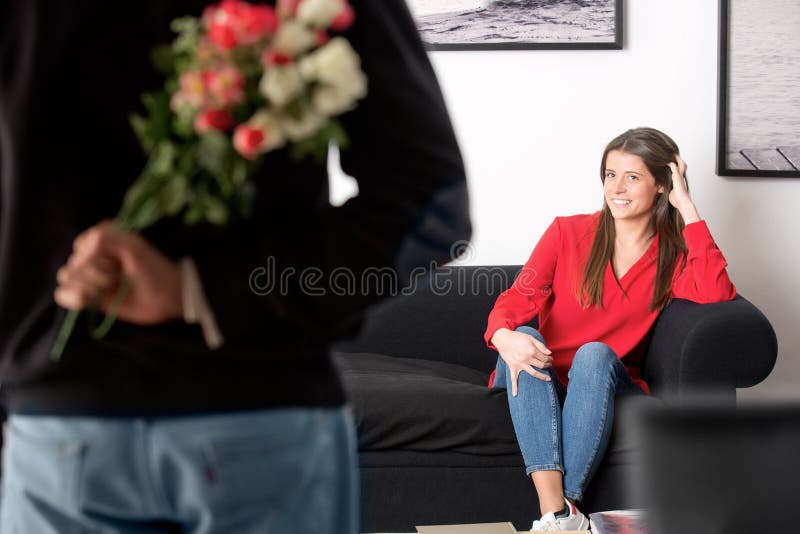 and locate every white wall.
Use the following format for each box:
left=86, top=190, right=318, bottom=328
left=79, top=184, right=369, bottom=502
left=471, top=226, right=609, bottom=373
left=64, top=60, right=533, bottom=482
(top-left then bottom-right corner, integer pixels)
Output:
left=426, top=0, right=800, bottom=399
